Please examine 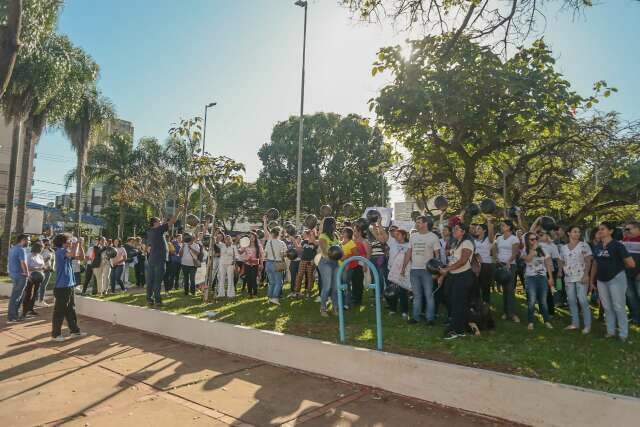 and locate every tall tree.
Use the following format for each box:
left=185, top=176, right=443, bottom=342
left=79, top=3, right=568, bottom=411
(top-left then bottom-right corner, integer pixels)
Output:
left=65, top=132, right=138, bottom=239
left=256, top=113, right=393, bottom=219
left=373, top=35, right=608, bottom=211
left=63, top=85, right=115, bottom=234
left=343, top=0, right=601, bottom=54
left=215, top=181, right=260, bottom=231
left=0, top=0, right=60, bottom=99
